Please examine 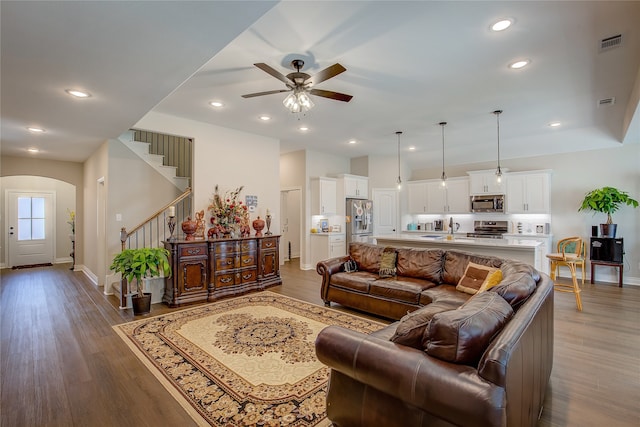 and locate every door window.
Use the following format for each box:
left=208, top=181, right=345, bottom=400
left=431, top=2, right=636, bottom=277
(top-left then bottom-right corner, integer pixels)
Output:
left=17, top=197, right=46, bottom=240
